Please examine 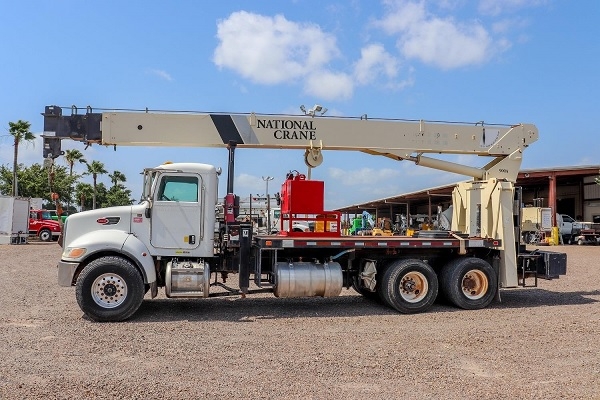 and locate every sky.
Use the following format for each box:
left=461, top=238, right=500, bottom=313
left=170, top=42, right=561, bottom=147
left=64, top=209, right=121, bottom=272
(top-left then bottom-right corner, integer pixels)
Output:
left=0, top=0, right=599, bottom=209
